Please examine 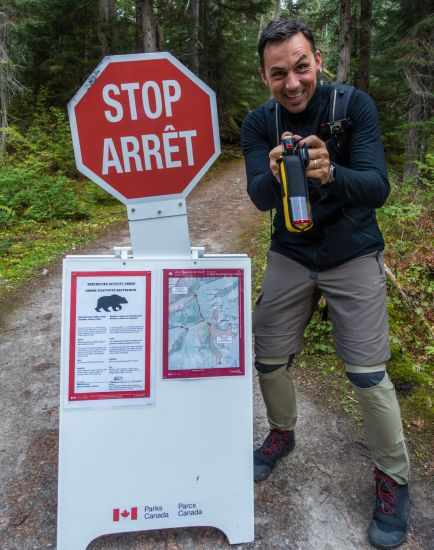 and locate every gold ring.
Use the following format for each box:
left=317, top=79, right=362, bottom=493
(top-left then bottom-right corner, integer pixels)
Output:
left=314, top=159, right=319, bottom=169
